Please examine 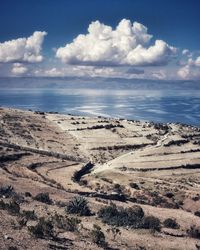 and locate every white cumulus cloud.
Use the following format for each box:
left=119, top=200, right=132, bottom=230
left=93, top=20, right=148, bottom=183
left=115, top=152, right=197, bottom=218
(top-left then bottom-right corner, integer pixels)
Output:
left=0, top=31, right=47, bottom=63
left=11, top=63, right=28, bottom=75
left=56, top=19, right=176, bottom=67
left=177, top=55, right=200, bottom=80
